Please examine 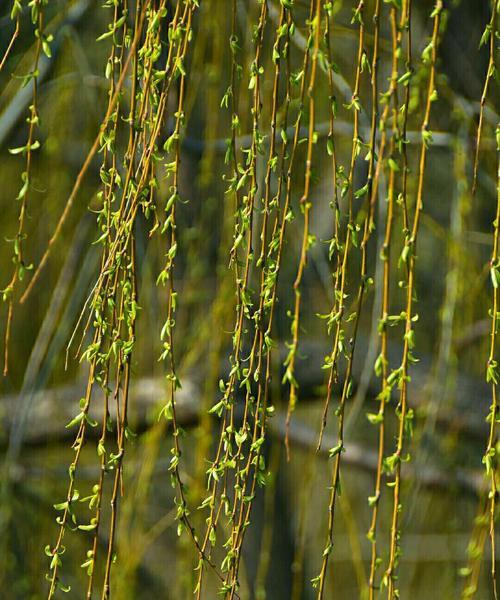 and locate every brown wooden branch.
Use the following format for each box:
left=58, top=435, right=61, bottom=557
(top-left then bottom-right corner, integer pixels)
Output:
left=268, top=413, right=485, bottom=497
left=0, top=365, right=487, bottom=496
